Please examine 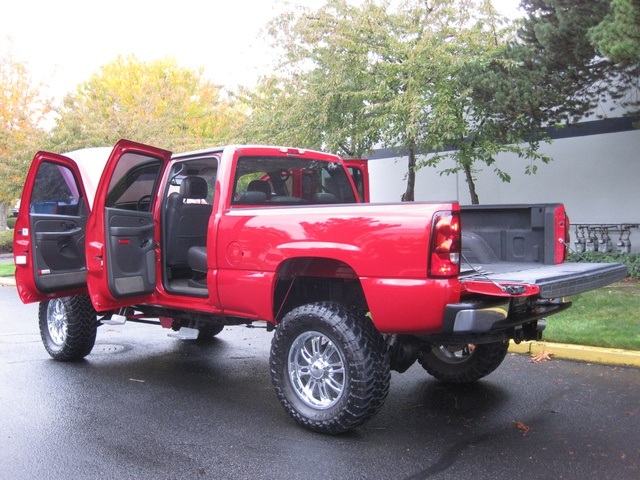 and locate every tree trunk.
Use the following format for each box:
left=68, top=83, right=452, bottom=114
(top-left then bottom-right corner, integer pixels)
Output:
left=0, top=203, right=7, bottom=231
left=462, top=163, right=479, bottom=205
left=402, top=146, right=416, bottom=202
